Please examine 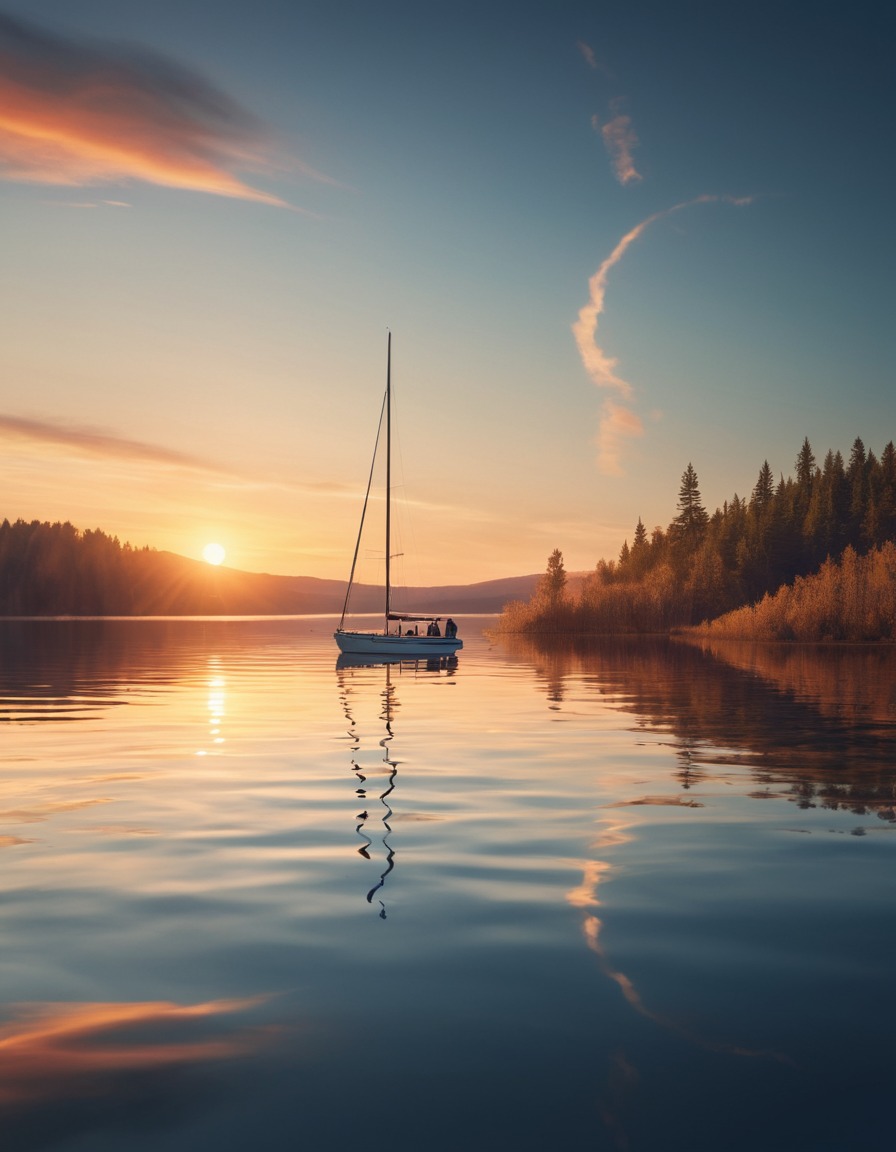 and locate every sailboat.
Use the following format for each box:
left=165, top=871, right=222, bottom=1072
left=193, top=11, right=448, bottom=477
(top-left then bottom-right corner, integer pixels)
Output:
left=334, top=333, right=463, bottom=658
